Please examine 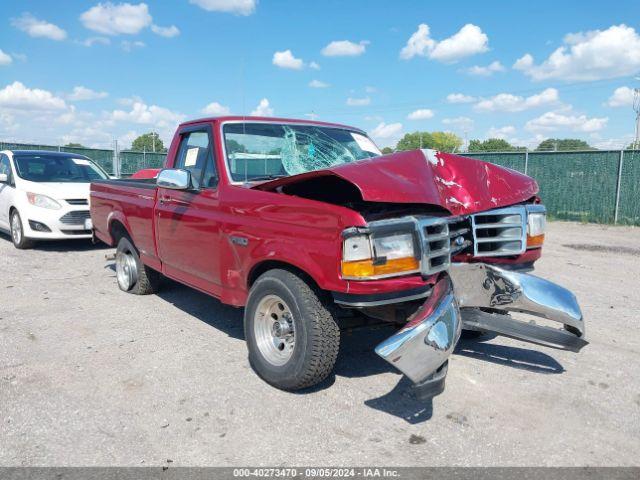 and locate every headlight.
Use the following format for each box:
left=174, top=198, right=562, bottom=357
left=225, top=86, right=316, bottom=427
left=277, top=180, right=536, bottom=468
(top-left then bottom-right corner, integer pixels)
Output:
left=526, top=206, right=546, bottom=248
left=26, top=192, right=61, bottom=210
left=342, top=231, right=419, bottom=280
